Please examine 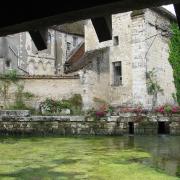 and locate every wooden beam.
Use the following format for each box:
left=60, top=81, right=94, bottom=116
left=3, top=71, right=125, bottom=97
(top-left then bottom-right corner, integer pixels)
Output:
left=91, top=16, right=112, bottom=42
left=29, top=28, right=48, bottom=51
left=174, top=4, right=180, bottom=29
left=0, top=0, right=178, bottom=36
